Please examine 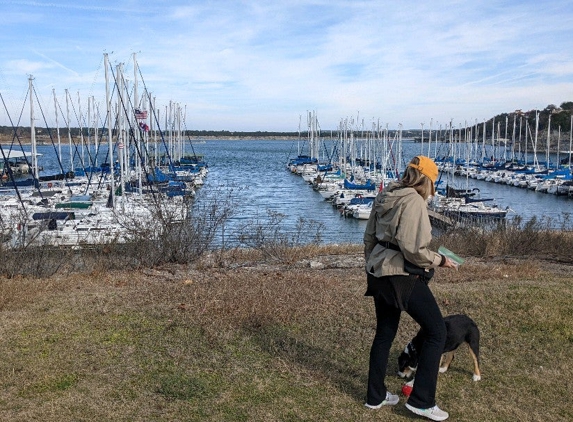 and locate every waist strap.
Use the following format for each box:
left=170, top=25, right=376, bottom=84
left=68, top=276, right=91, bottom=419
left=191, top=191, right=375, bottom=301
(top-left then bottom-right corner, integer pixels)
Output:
left=378, top=240, right=401, bottom=252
